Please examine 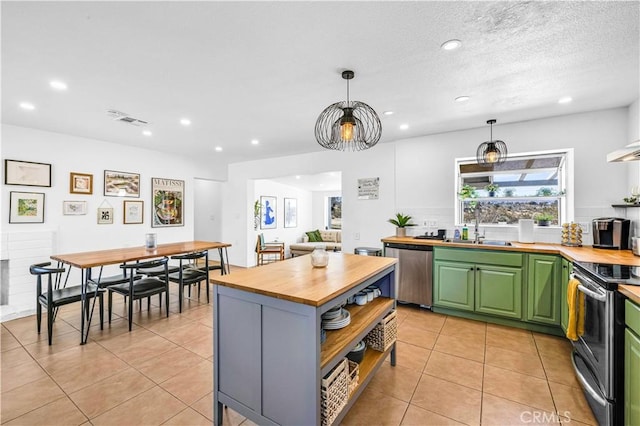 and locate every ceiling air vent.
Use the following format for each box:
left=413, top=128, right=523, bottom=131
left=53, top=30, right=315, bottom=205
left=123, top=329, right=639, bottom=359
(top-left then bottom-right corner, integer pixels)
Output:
left=106, top=109, right=149, bottom=127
